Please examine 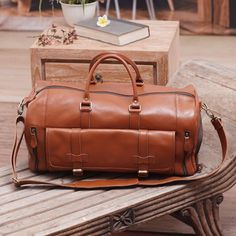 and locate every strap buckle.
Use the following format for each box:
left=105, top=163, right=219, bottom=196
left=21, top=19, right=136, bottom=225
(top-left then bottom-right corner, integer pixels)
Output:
left=80, top=101, right=92, bottom=112
left=129, top=102, right=141, bottom=113
left=136, top=79, right=144, bottom=87
left=138, top=170, right=149, bottom=178
left=73, top=169, right=83, bottom=176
